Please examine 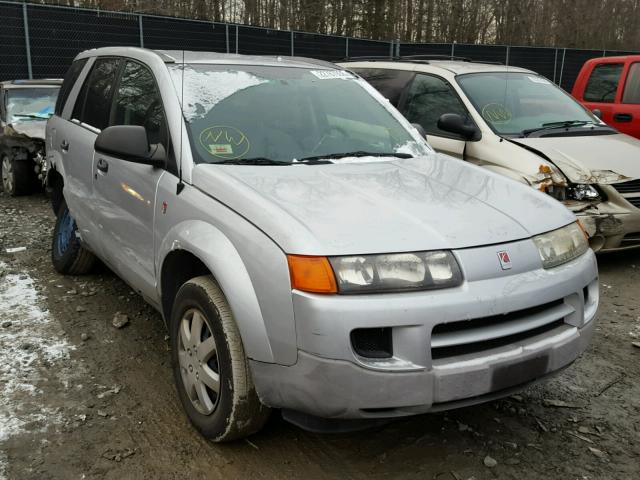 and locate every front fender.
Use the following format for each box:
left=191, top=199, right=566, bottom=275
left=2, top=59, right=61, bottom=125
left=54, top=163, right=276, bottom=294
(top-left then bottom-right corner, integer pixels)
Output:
left=157, top=220, right=275, bottom=364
